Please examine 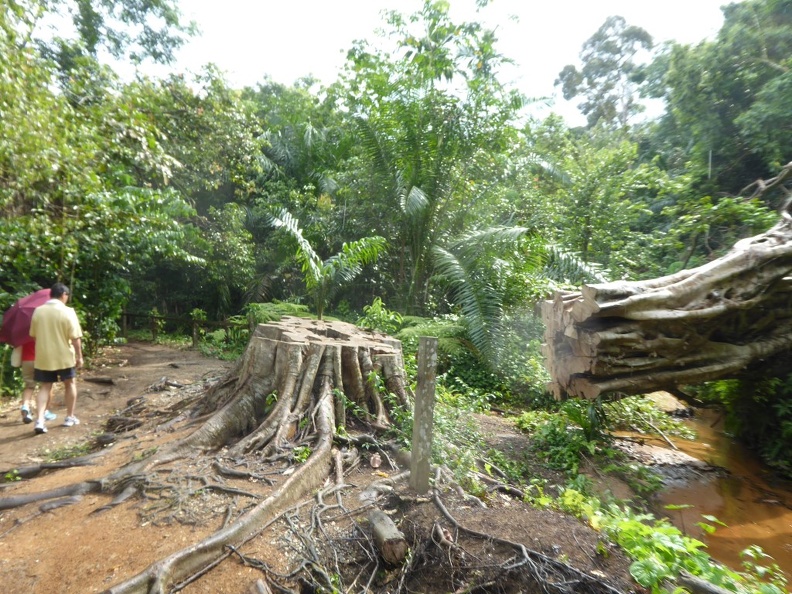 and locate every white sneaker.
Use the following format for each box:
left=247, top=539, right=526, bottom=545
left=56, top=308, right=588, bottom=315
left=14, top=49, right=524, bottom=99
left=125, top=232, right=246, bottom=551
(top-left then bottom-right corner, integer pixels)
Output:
left=21, top=407, right=33, bottom=424
left=63, top=416, right=80, bottom=427
left=34, top=421, right=47, bottom=434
